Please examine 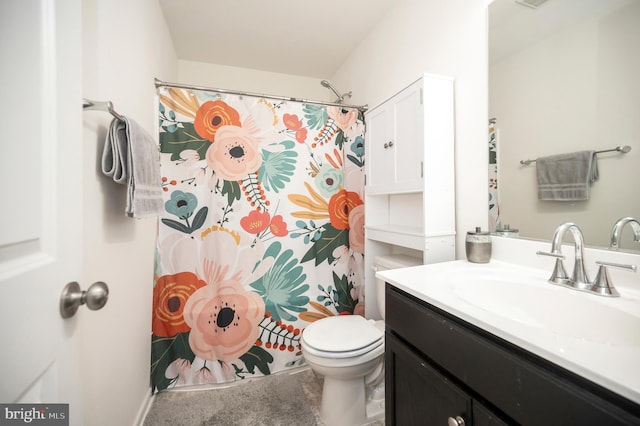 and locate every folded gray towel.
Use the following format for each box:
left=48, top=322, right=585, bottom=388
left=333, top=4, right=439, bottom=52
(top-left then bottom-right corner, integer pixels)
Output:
left=102, top=118, right=129, bottom=184
left=536, top=150, right=599, bottom=201
left=102, top=117, right=163, bottom=217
